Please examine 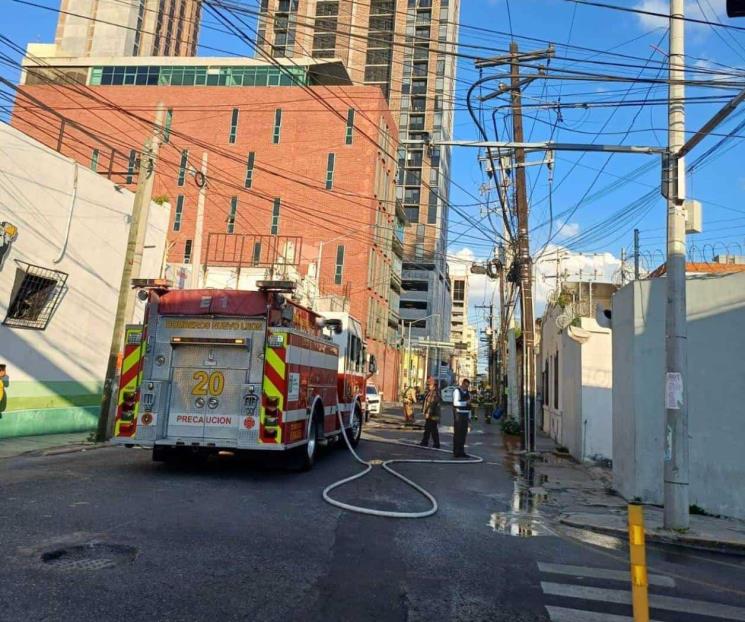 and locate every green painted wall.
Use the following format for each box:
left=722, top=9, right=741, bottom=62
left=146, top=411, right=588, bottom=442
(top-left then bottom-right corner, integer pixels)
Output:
left=0, top=381, right=102, bottom=439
